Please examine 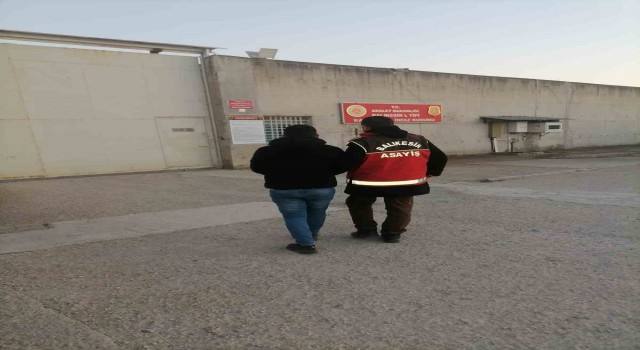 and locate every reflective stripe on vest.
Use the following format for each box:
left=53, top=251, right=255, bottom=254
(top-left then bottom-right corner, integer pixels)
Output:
left=349, top=177, right=427, bottom=186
